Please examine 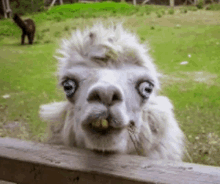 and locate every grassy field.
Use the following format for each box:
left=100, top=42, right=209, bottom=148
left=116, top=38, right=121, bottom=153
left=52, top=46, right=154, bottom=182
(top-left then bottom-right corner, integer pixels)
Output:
left=0, top=2, right=220, bottom=166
